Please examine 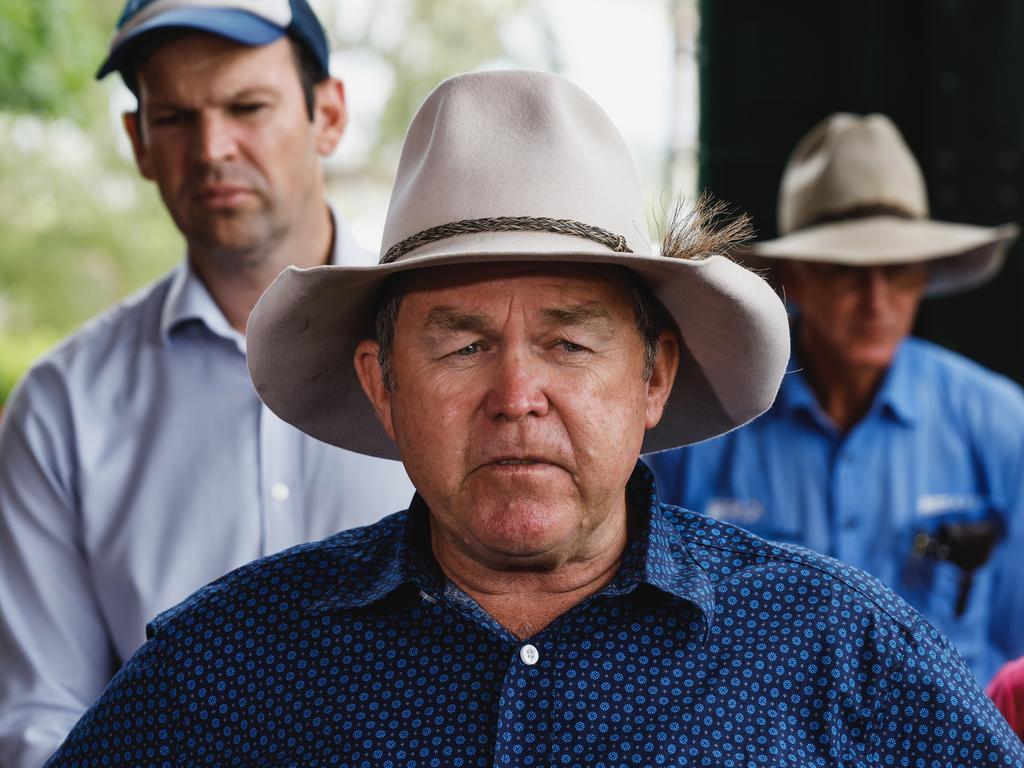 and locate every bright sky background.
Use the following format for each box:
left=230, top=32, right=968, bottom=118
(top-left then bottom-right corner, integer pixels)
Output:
left=324, top=0, right=698, bottom=249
